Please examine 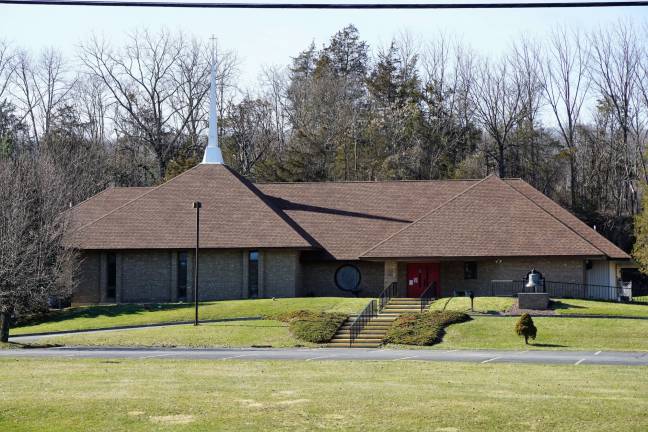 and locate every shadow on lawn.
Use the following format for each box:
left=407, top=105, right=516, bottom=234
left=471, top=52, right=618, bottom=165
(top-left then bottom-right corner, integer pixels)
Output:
left=16, top=303, right=193, bottom=328
left=550, top=300, right=586, bottom=310
left=530, top=343, right=568, bottom=348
